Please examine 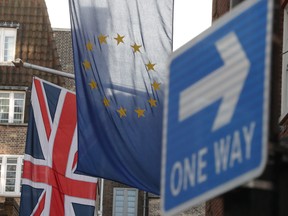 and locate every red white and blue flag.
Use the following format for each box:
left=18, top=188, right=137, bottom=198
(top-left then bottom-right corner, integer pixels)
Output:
left=19, top=77, right=97, bottom=216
